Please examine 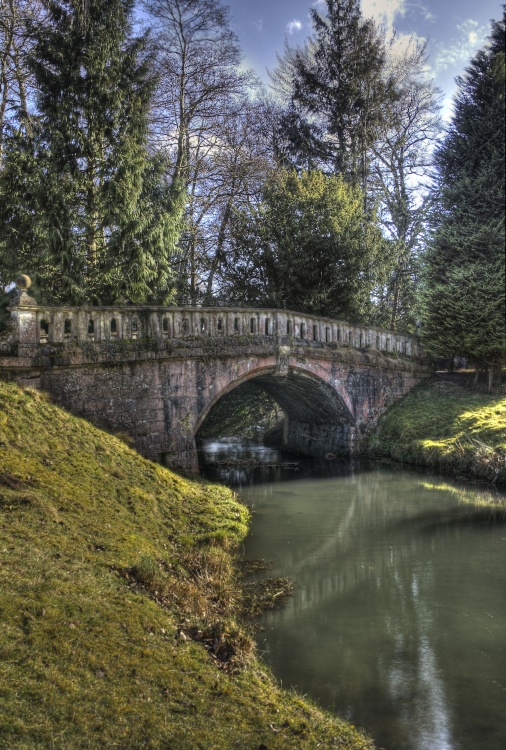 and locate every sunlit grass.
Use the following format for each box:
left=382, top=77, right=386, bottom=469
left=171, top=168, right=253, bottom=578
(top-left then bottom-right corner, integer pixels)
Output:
left=368, top=378, right=506, bottom=484
left=0, top=381, right=374, bottom=749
